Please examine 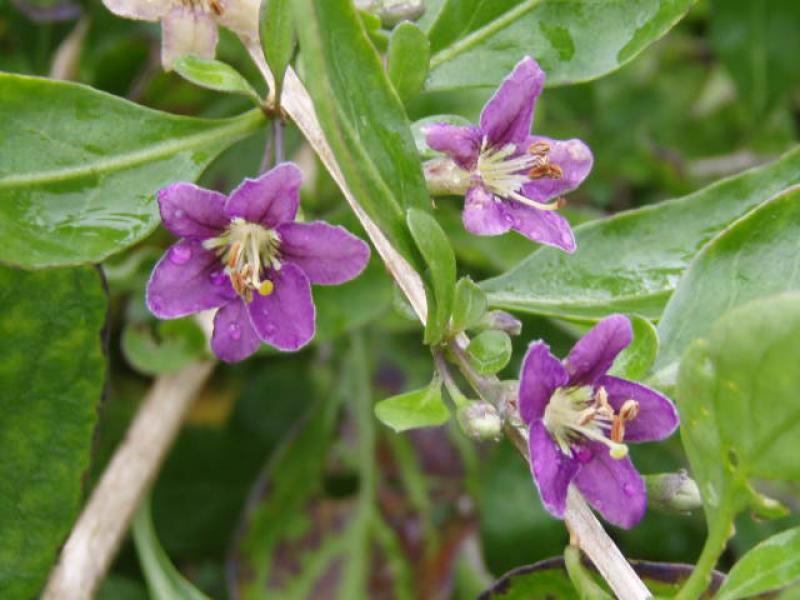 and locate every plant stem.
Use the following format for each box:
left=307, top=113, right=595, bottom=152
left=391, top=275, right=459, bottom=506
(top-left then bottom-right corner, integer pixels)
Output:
left=673, top=500, right=735, bottom=600
left=433, top=349, right=469, bottom=408
left=564, top=545, right=613, bottom=600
